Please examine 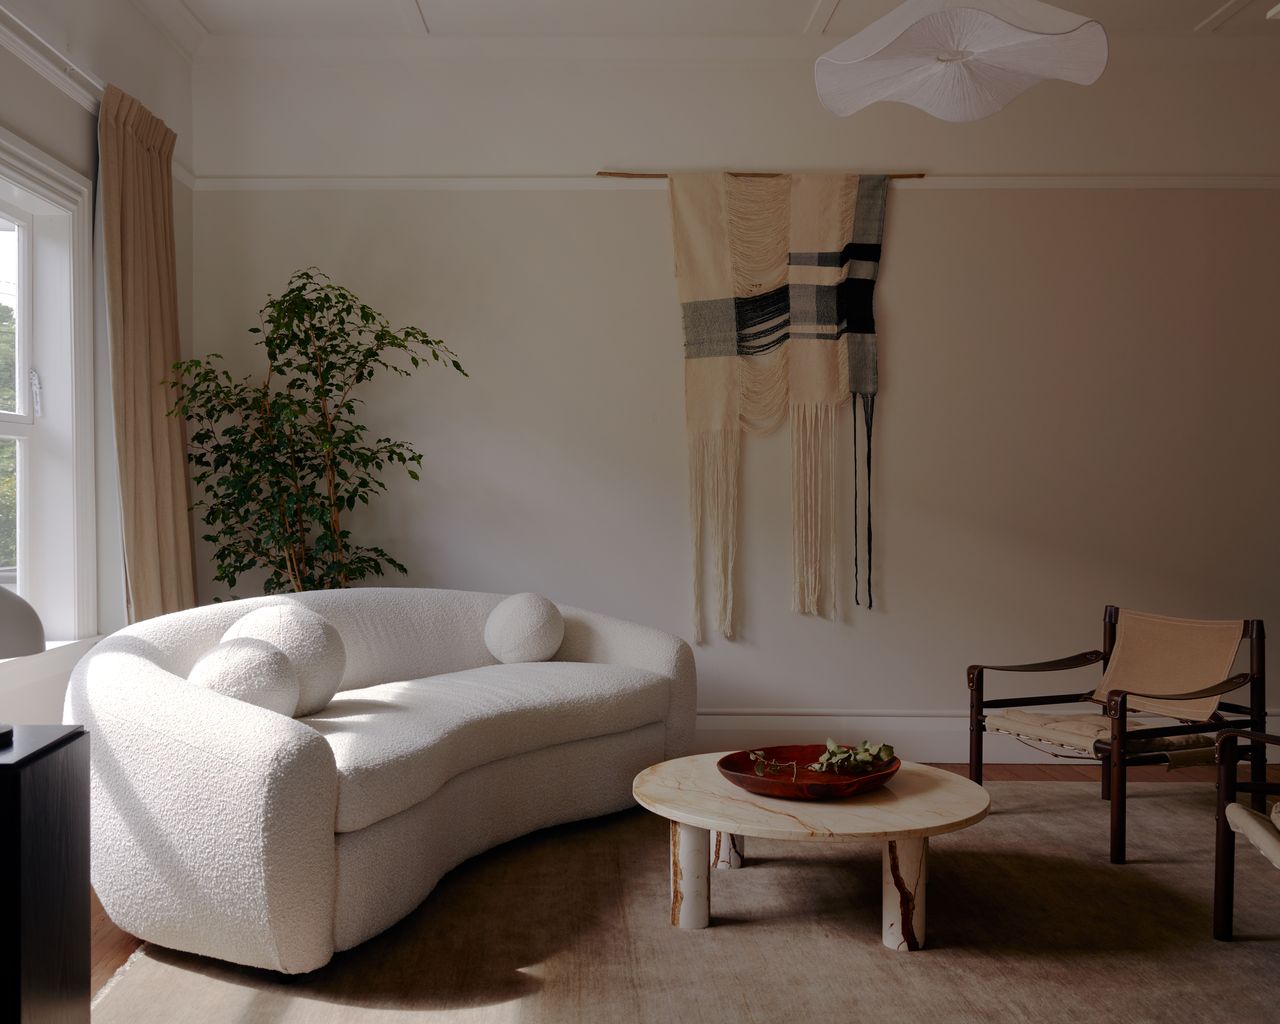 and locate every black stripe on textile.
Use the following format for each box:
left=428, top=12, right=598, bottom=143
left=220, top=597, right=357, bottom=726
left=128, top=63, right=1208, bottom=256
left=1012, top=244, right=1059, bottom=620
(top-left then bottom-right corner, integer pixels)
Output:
left=739, top=333, right=790, bottom=356
left=788, top=242, right=883, bottom=268
left=838, top=278, right=877, bottom=335
left=734, top=286, right=790, bottom=355
left=862, top=393, right=875, bottom=609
